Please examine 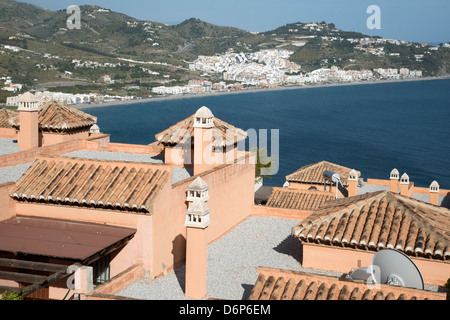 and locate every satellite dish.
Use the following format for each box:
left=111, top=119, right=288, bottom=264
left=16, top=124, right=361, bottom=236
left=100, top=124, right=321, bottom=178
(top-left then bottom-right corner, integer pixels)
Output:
left=347, top=249, right=424, bottom=290
left=371, top=248, right=424, bottom=290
